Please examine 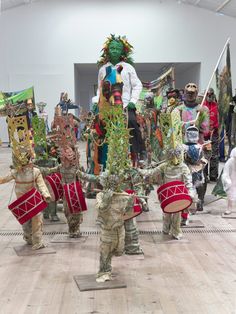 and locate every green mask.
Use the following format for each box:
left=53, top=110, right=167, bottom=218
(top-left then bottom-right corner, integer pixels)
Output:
left=108, top=40, right=124, bottom=65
